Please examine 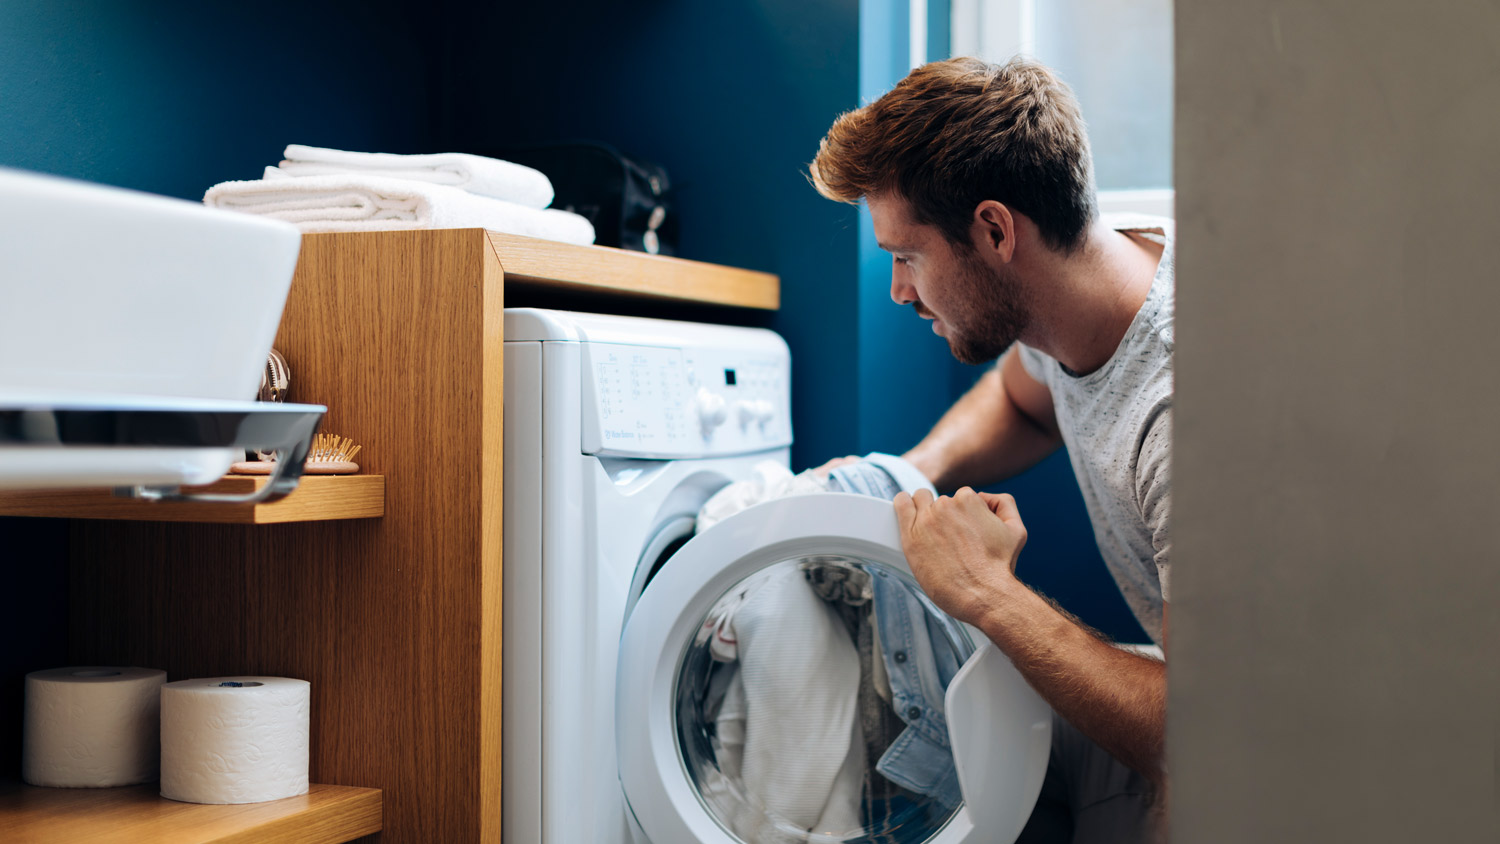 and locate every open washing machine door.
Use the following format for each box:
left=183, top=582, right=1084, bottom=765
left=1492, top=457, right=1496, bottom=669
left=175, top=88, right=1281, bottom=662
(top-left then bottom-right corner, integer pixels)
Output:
left=616, top=493, right=1051, bottom=844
